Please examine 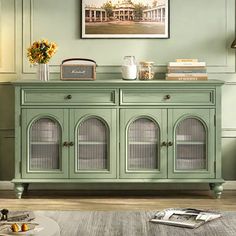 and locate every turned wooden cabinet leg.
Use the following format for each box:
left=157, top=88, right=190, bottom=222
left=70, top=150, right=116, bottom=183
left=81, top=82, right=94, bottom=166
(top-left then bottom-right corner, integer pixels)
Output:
left=14, top=183, right=25, bottom=199
left=210, top=183, right=223, bottom=199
